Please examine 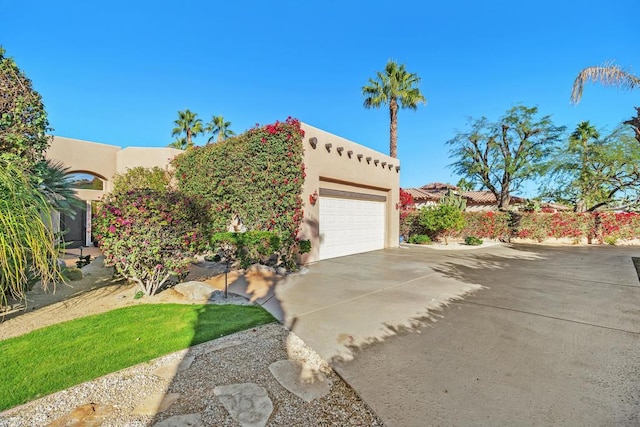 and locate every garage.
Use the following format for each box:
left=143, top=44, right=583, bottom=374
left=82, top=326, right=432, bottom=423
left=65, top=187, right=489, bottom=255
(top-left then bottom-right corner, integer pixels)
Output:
left=318, top=190, right=386, bottom=260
